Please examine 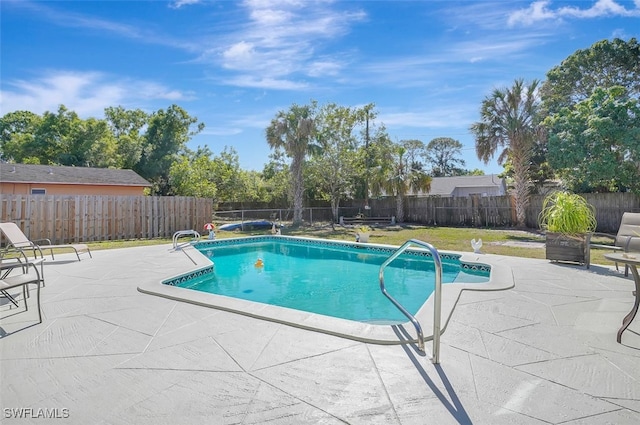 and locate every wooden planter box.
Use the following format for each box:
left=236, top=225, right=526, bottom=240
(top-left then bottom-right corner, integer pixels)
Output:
left=545, top=232, right=590, bottom=265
